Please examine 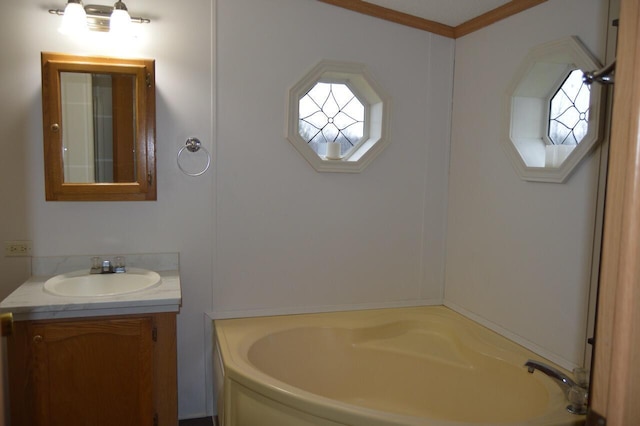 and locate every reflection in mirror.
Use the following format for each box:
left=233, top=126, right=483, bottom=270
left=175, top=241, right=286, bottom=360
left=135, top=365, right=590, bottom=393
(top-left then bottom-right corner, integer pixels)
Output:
left=41, top=52, right=156, bottom=201
left=60, top=72, right=137, bottom=183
